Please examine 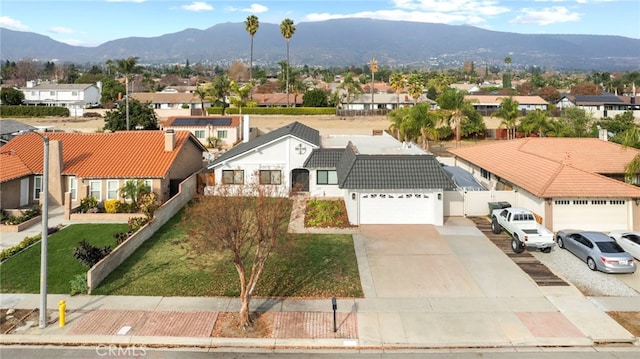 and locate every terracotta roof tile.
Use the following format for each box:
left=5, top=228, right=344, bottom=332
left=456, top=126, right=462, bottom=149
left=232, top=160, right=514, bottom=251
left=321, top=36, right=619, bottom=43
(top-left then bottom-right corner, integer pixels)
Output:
left=2, top=131, right=202, bottom=180
left=450, top=138, right=640, bottom=198
left=0, top=151, right=33, bottom=182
